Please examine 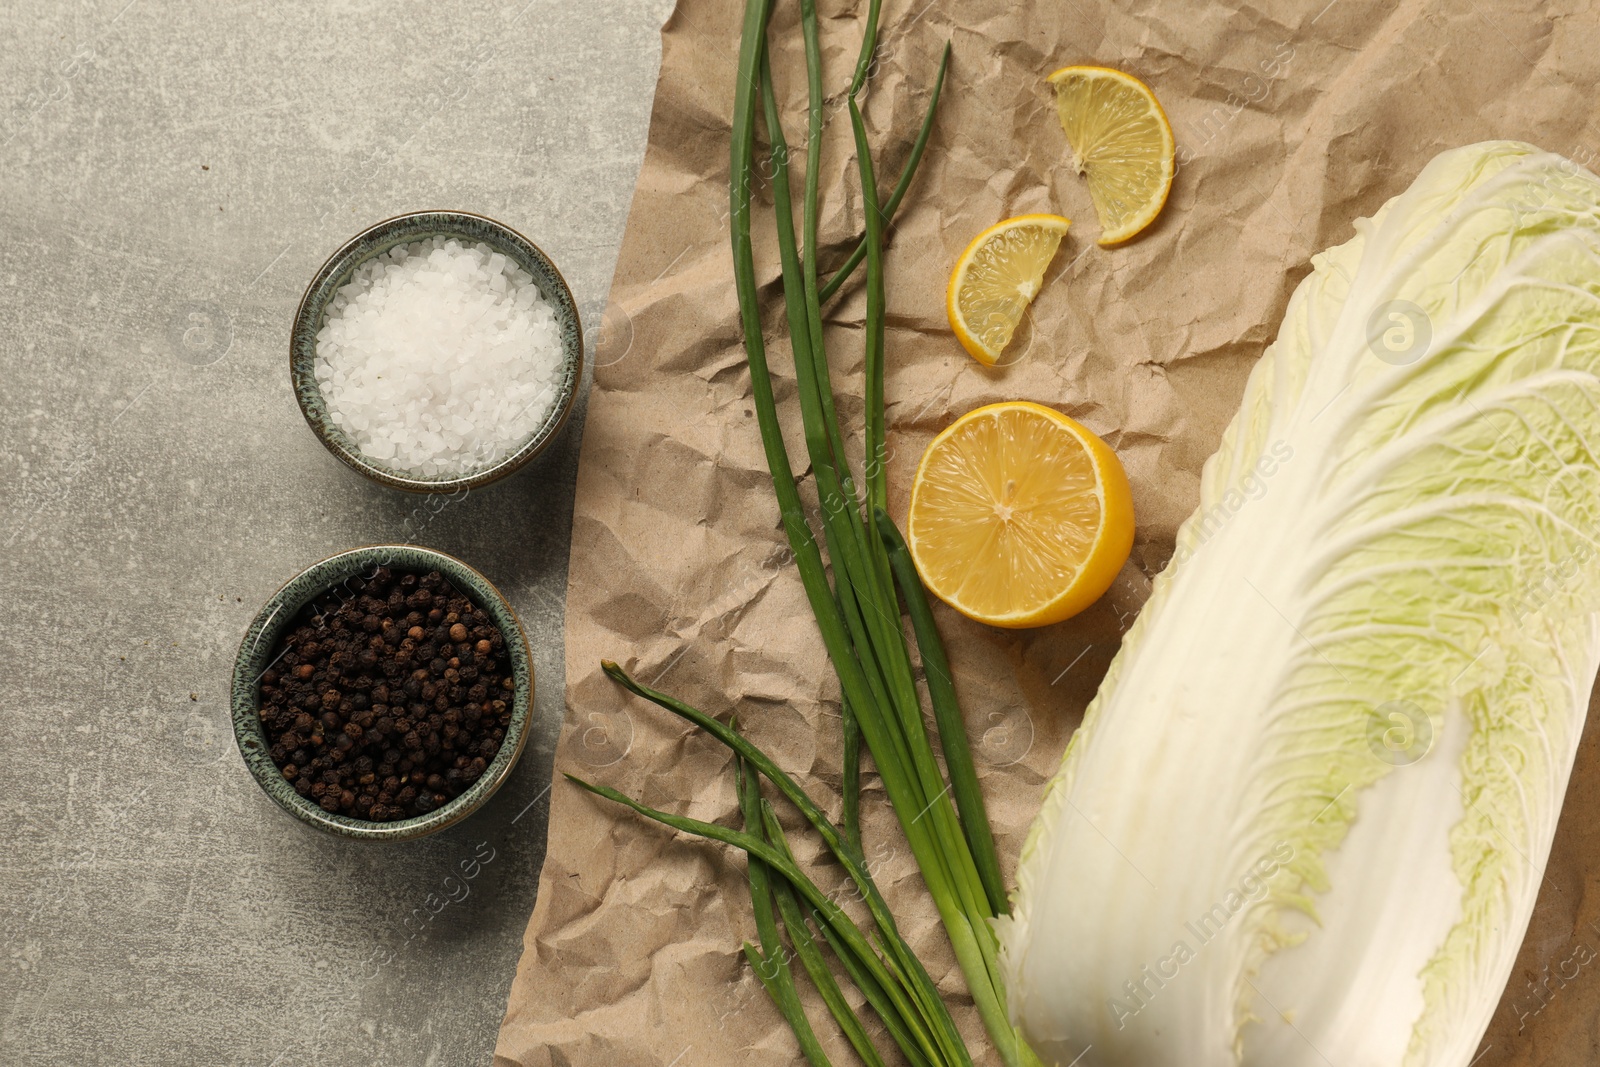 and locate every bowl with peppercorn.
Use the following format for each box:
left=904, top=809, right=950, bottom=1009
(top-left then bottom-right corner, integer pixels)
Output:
left=231, top=545, right=533, bottom=840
